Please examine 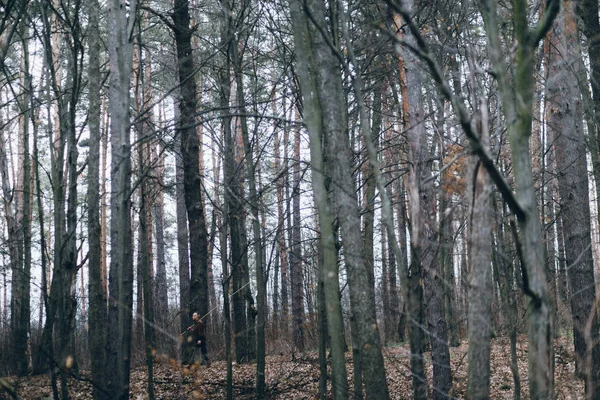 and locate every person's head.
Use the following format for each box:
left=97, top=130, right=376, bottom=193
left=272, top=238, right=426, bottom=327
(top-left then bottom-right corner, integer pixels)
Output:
left=192, top=312, right=199, bottom=322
